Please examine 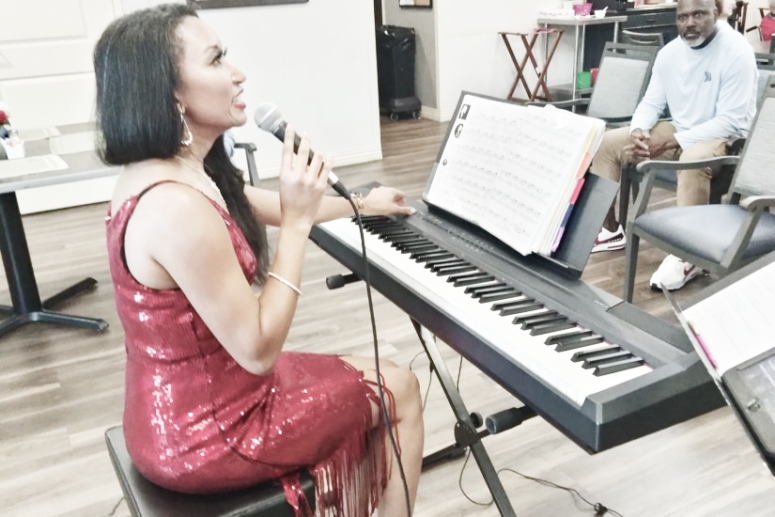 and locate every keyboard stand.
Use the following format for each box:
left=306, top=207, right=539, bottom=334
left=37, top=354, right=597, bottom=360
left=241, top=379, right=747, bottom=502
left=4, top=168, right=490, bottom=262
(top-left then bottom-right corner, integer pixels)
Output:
left=410, top=319, right=518, bottom=517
